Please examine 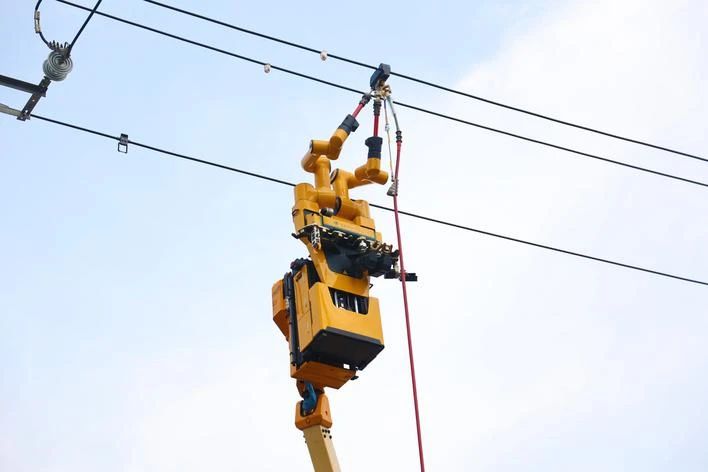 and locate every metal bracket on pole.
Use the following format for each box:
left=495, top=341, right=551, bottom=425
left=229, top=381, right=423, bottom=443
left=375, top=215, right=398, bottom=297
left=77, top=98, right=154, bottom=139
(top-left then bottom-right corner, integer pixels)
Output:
left=0, top=74, right=48, bottom=96
left=0, top=74, right=51, bottom=121
left=0, top=103, right=22, bottom=118
left=19, top=77, right=51, bottom=121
